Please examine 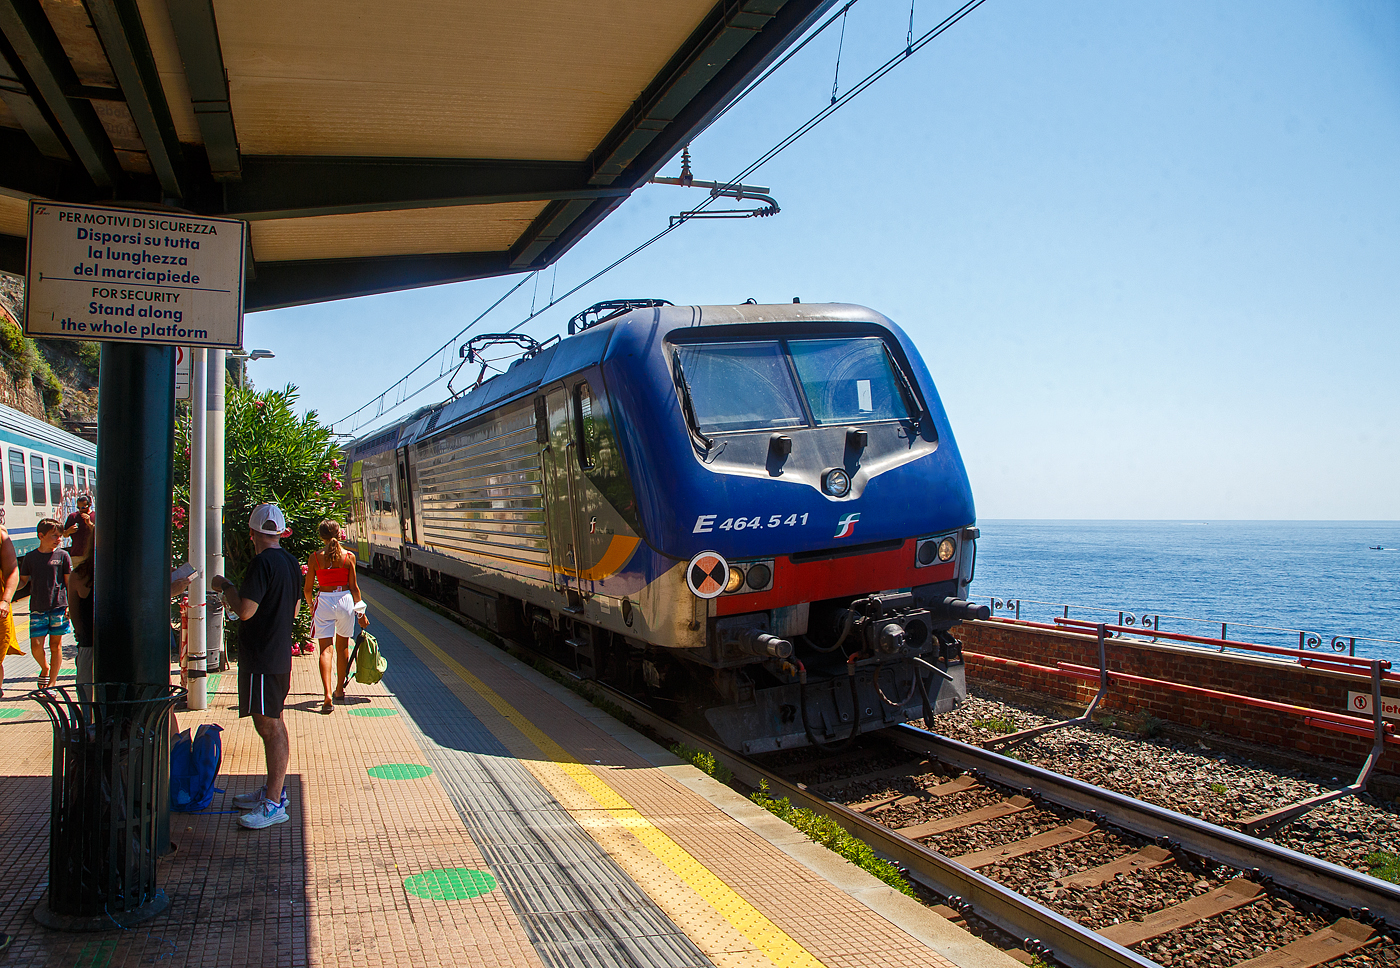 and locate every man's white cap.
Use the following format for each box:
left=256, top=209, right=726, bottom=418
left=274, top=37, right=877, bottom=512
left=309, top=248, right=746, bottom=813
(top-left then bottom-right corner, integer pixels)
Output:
left=249, top=503, right=291, bottom=537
